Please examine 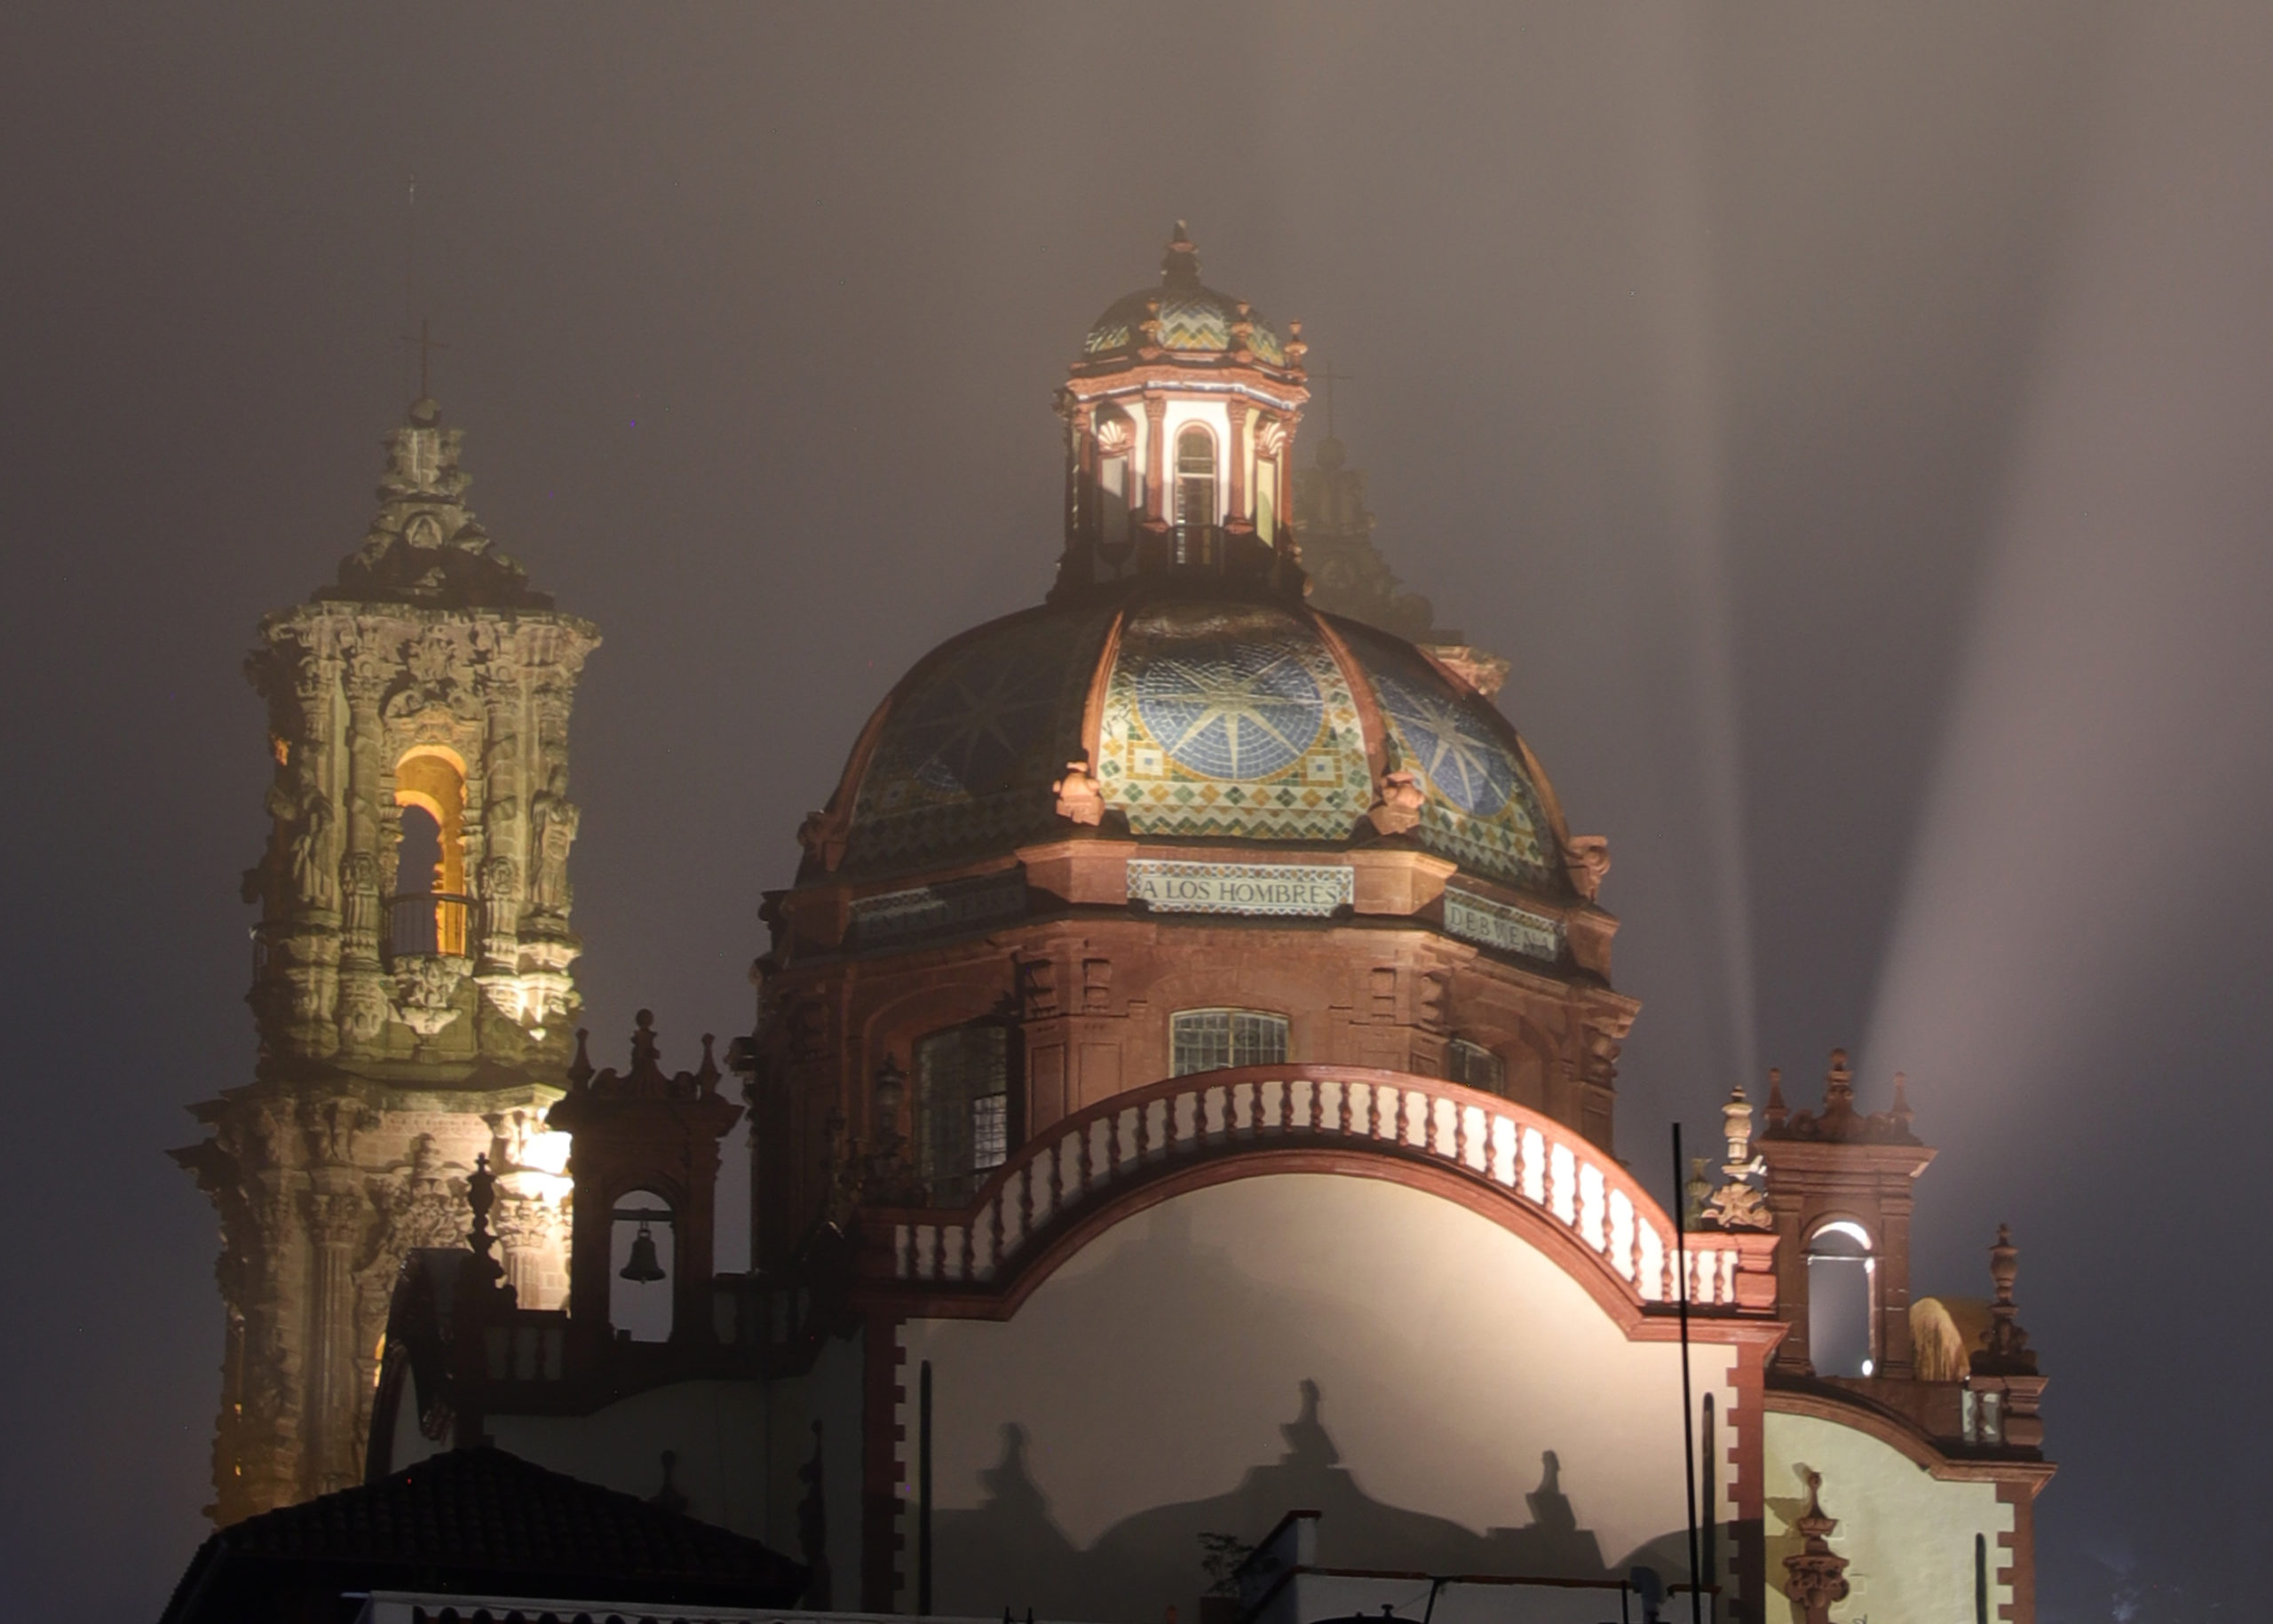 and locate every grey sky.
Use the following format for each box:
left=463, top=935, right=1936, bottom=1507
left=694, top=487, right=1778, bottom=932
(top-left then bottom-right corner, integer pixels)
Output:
left=3, top=6, right=2267, bottom=1618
